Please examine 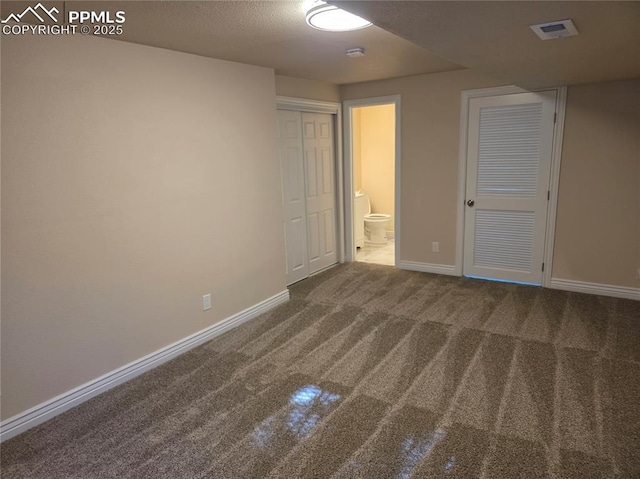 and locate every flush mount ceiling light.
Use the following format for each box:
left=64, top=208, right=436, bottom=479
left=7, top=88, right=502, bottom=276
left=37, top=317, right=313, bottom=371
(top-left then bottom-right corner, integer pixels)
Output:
left=305, top=1, right=372, bottom=32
